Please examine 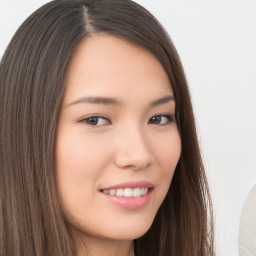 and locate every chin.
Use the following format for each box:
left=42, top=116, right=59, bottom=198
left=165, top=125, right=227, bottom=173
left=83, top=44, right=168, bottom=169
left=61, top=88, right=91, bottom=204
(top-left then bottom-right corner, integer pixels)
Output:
left=100, top=215, right=155, bottom=241
left=70, top=213, right=155, bottom=242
